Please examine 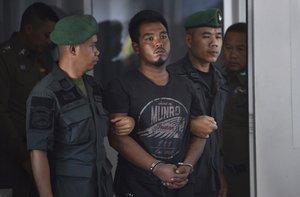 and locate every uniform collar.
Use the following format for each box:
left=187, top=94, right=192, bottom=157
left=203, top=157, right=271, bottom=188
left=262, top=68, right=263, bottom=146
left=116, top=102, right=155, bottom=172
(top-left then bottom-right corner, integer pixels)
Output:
left=51, top=64, right=77, bottom=90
